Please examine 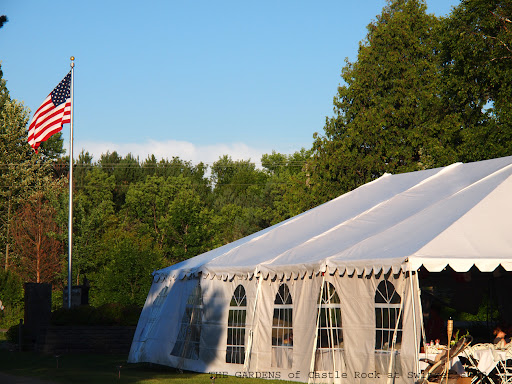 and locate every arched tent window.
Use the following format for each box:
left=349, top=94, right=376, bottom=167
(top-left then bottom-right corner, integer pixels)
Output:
left=226, top=285, right=247, bottom=364
left=375, top=280, right=402, bottom=352
left=317, top=282, right=343, bottom=349
left=272, top=283, right=293, bottom=368
left=315, top=282, right=344, bottom=371
left=171, top=282, right=203, bottom=360
left=141, top=285, right=169, bottom=340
